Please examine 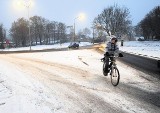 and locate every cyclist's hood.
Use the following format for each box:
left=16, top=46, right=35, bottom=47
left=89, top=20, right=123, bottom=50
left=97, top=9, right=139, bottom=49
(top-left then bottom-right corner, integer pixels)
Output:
left=110, top=35, right=117, bottom=42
